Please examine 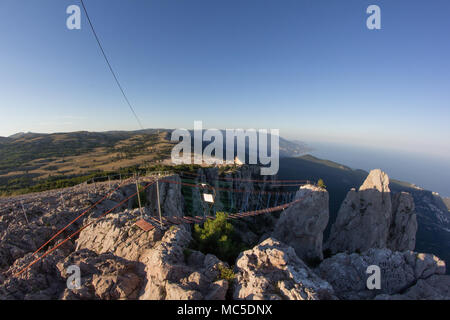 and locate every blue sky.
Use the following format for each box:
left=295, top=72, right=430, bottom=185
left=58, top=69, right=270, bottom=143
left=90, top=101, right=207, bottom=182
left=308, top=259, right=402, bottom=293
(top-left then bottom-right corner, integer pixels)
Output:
left=0, top=0, right=449, bottom=158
